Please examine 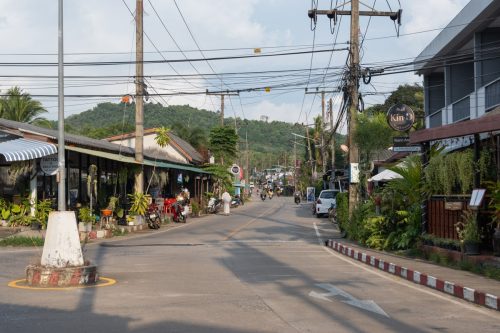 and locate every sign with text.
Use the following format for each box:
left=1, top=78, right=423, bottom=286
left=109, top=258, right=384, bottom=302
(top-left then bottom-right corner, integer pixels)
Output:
left=393, top=146, right=421, bottom=152
left=350, top=163, right=359, bottom=183
left=40, top=154, right=59, bottom=175
left=386, top=104, right=415, bottom=132
left=393, top=136, right=410, bottom=147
